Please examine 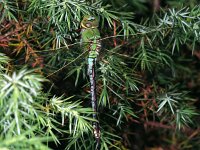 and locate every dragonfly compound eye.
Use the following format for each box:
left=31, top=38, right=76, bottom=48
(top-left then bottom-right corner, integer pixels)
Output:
left=88, top=16, right=95, bottom=21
